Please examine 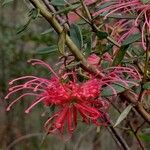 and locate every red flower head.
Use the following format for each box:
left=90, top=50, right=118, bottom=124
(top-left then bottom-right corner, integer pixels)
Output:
left=6, top=59, right=108, bottom=136
left=6, top=59, right=141, bottom=136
